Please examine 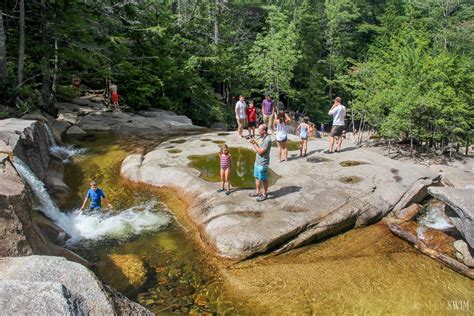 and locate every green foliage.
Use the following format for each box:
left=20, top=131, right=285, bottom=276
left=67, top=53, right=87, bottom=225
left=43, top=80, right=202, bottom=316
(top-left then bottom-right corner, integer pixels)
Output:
left=246, top=5, right=301, bottom=100
left=349, top=3, right=473, bottom=146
